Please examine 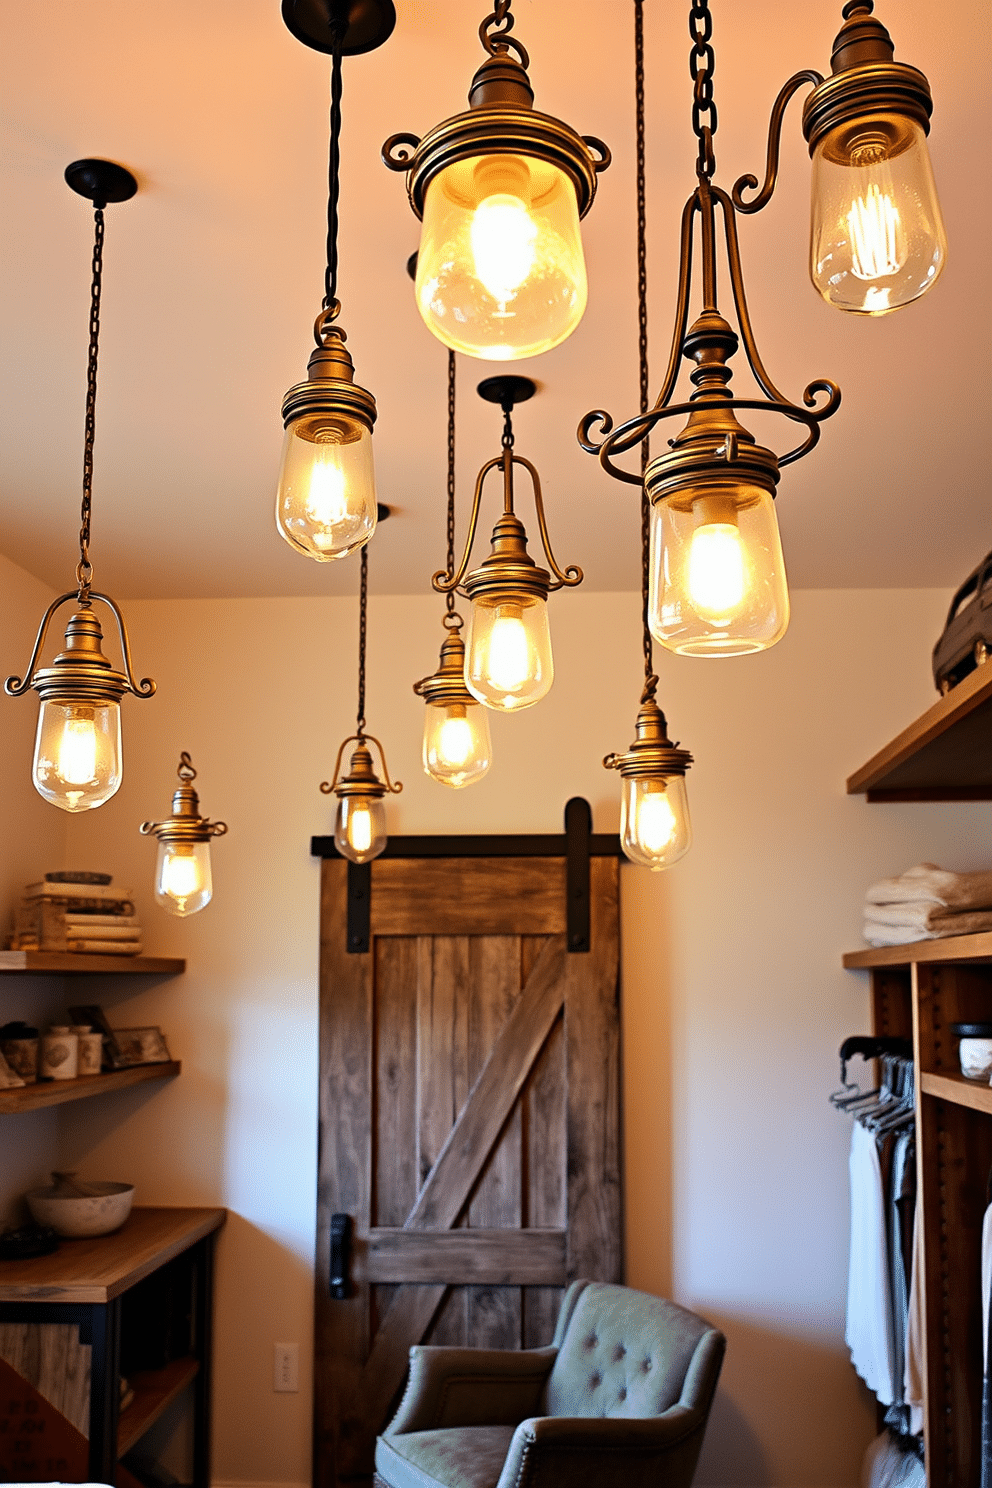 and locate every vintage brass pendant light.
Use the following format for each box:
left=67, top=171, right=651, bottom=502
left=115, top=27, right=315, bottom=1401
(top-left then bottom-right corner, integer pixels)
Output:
left=382, top=0, right=610, bottom=361
left=414, top=352, right=492, bottom=789
left=5, top=160, right=155, bottom=813
left=275, top=0, right=395, bottom=562
left=434, top=376, right=581, bottom=712
left=604, top=0, right=693, bottom=873
left=580, top=0, right=843, bottom=660
left=321, top=546, right=402, bottom=863
left=140, top=754, right=228, bottom=917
